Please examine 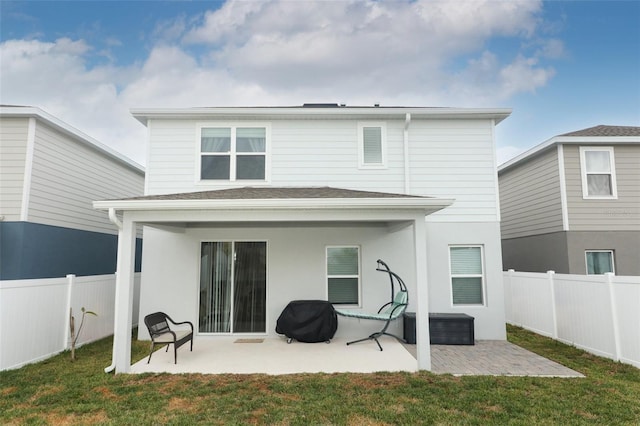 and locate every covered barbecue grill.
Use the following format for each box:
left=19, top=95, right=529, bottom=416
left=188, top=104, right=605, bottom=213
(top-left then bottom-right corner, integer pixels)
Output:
left=276, top=300, right=338, bottom=343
